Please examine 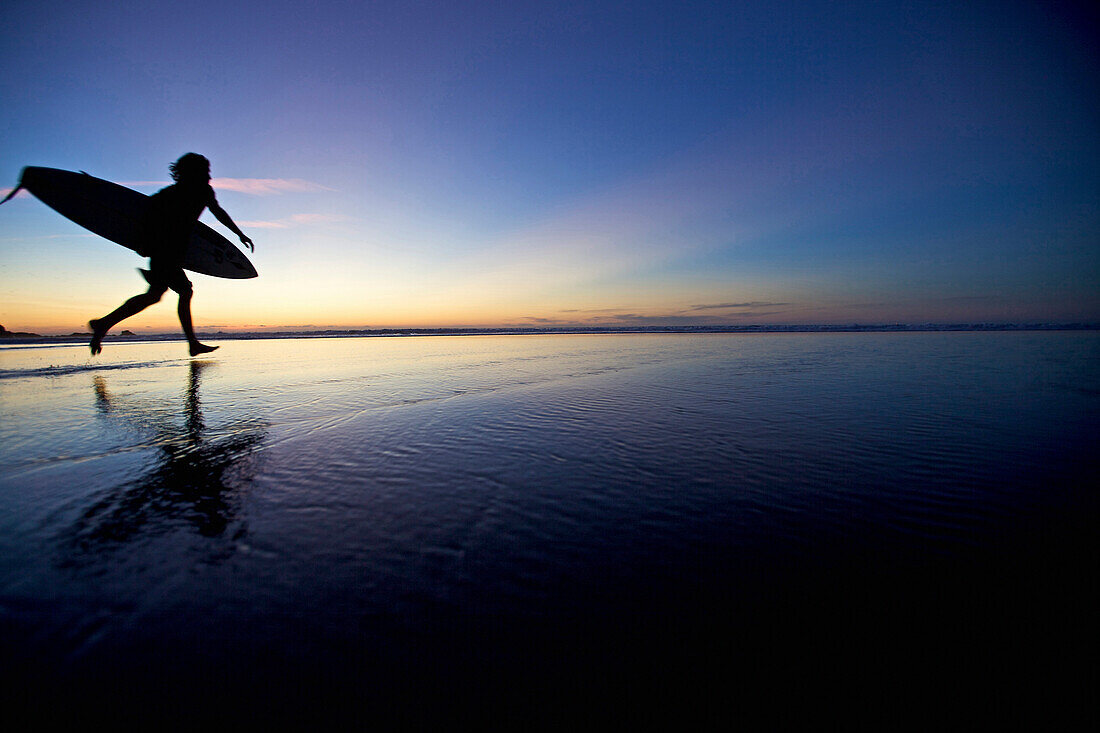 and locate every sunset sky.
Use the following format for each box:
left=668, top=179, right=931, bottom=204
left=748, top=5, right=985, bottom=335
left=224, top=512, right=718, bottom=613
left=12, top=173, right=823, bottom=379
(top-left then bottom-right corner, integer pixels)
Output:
left=2, top=0, right=1097, bottom=333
